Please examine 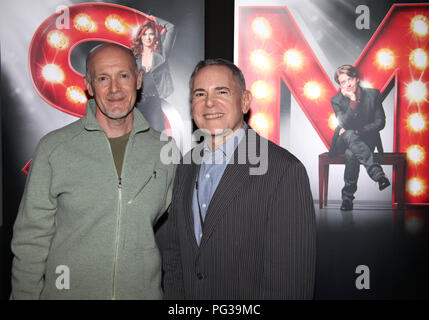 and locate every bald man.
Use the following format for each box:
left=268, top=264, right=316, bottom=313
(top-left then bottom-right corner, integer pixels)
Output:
left=11, top=43, right=177, bottom=299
